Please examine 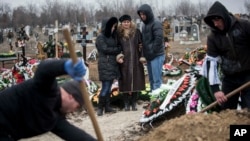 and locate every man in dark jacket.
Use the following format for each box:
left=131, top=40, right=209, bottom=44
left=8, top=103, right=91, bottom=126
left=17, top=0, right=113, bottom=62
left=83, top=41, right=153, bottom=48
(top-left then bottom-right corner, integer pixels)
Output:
left=137, top=4, right=165, bottom=94
left=202, top=1, right=250, bottom=110
left=0, top=58, right=97, bottom=141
